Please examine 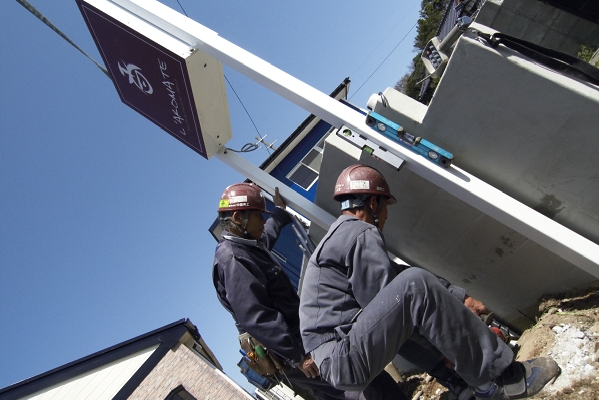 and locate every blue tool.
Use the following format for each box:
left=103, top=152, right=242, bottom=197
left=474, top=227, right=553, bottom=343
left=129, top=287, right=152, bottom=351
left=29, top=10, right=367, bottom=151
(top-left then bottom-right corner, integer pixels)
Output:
left=239, top=349, right=252, bottom=363
left=365, top=111, right=454, bottom=168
